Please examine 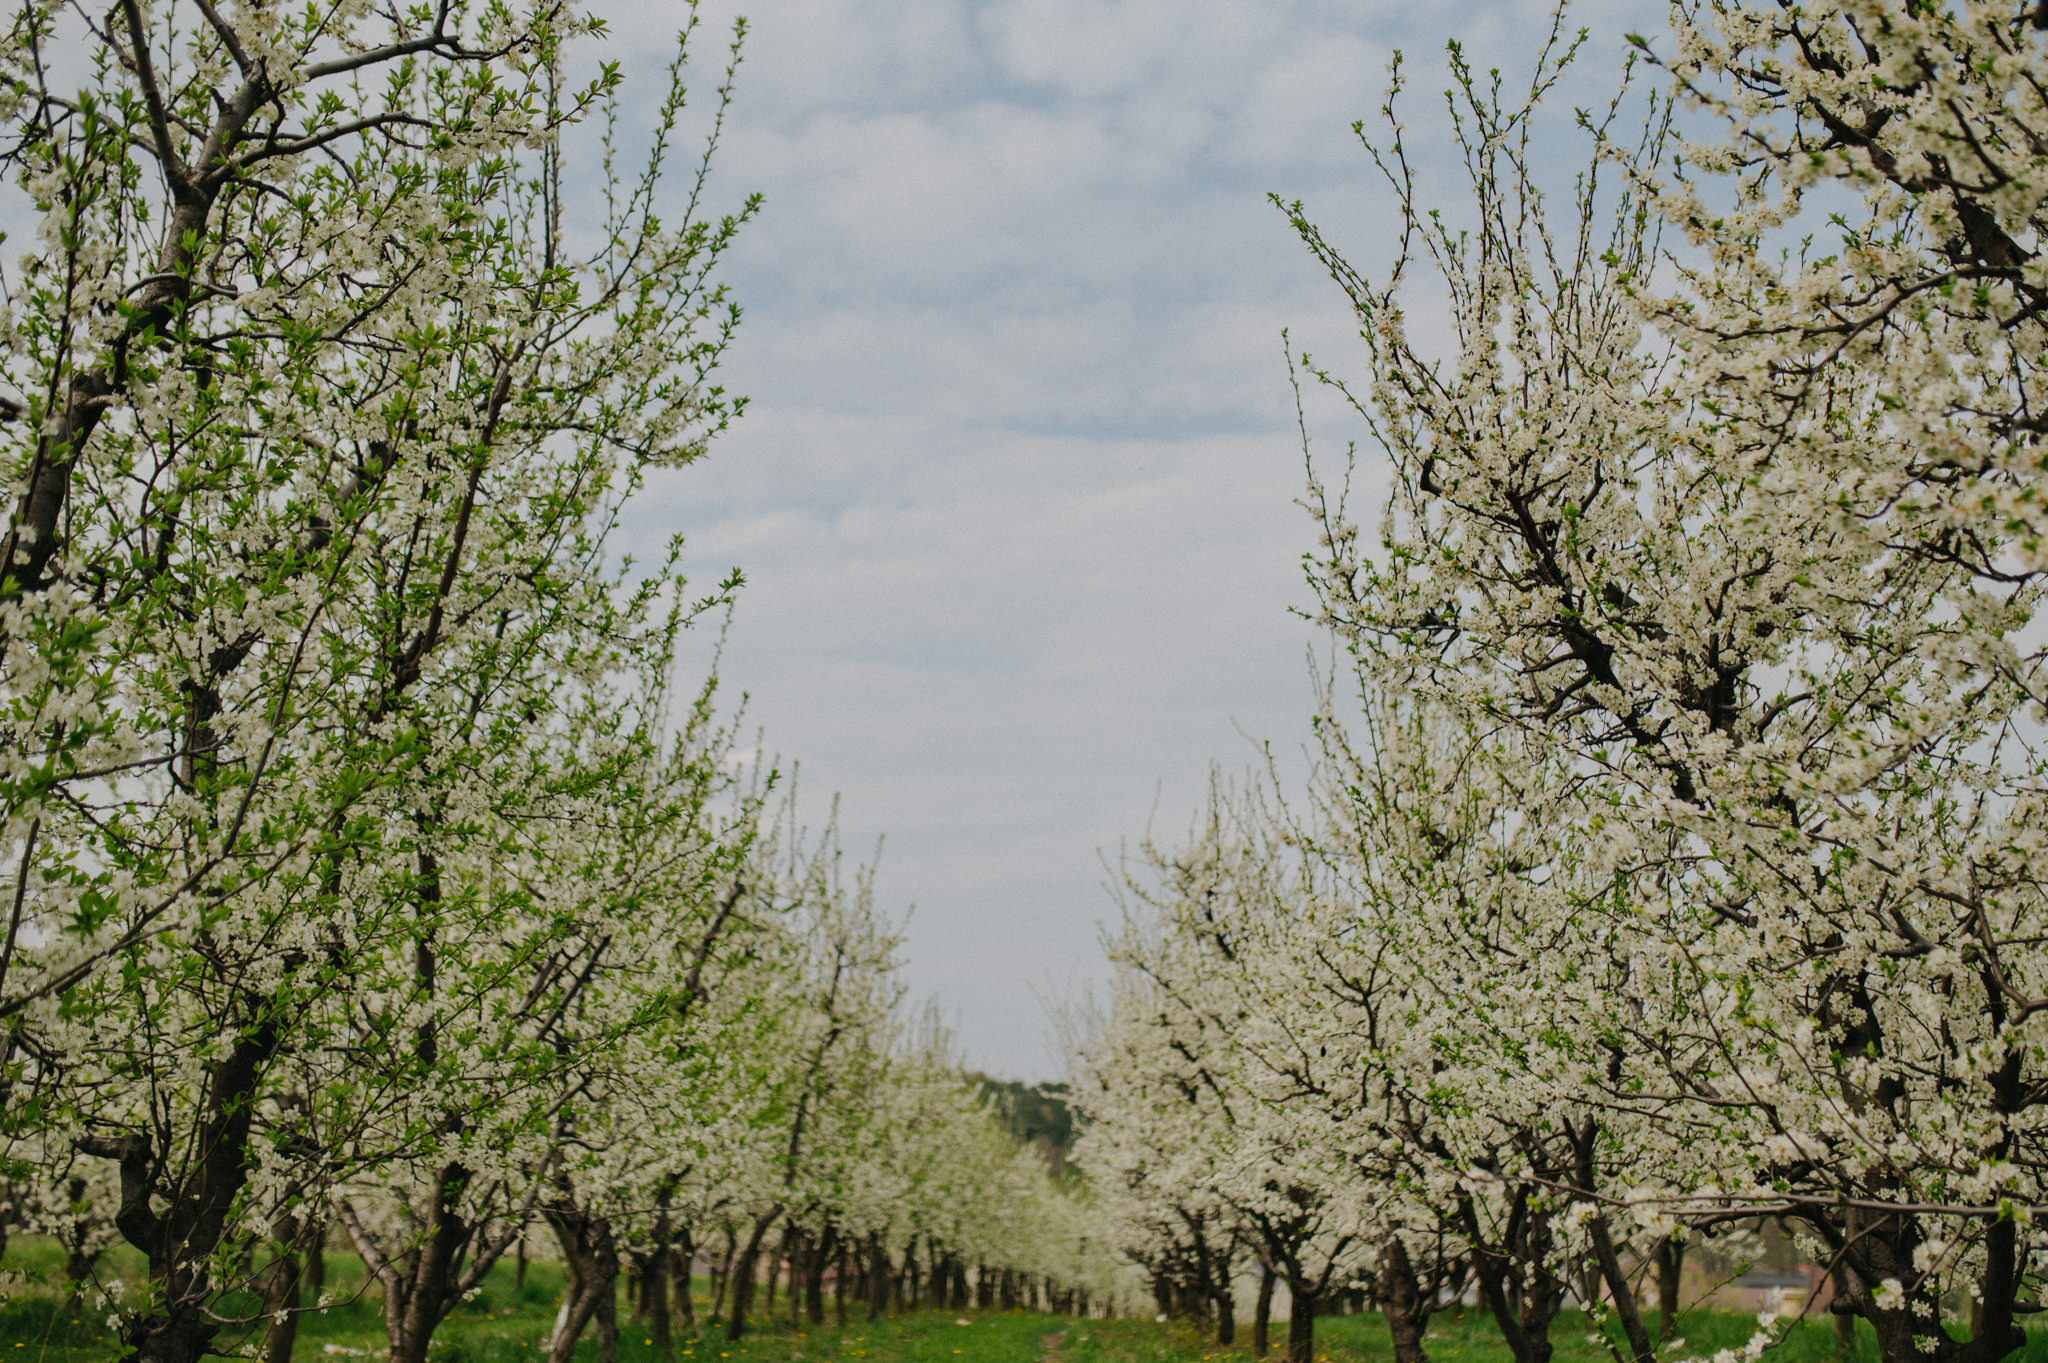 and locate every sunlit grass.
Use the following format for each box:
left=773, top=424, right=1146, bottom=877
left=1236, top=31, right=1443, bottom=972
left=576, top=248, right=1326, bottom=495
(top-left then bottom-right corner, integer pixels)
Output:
left=7, top=1238, right=2047, bottom=1363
